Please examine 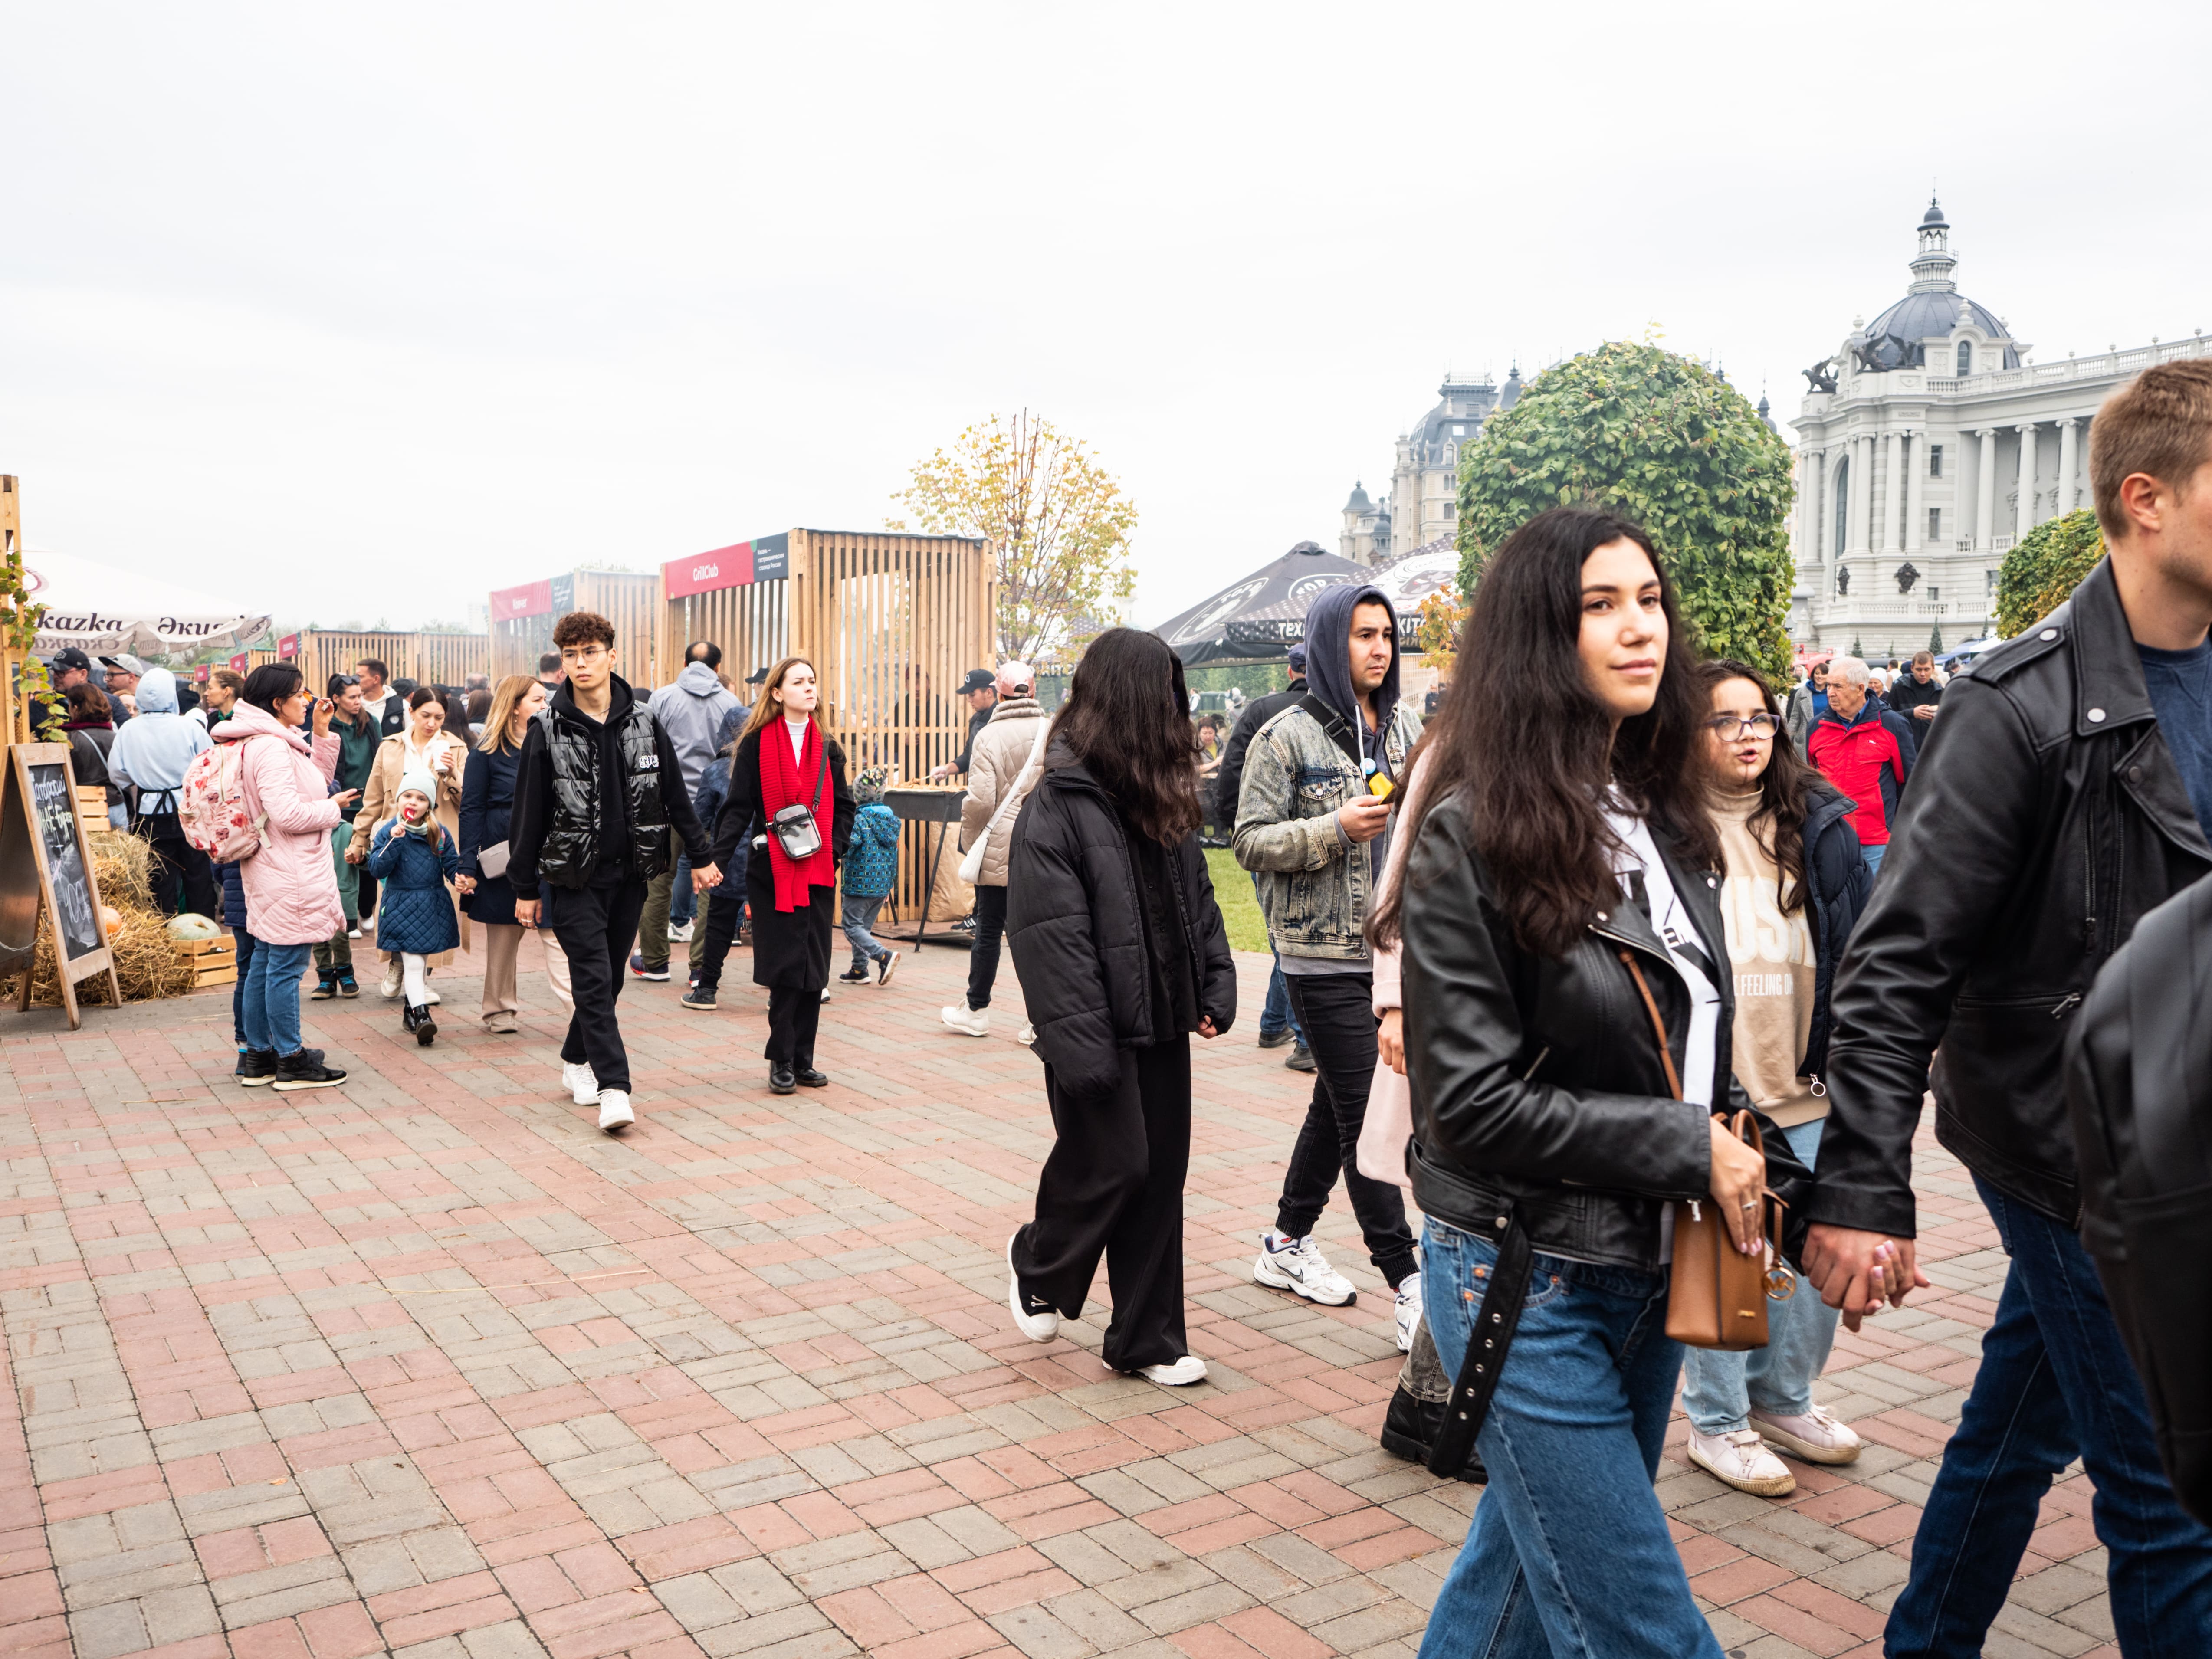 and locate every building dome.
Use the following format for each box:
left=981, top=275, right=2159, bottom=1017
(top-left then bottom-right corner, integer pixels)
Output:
left=1342, top=480, right=1373, bottom=513
left=1852, top=198, right=2021, bottom=374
